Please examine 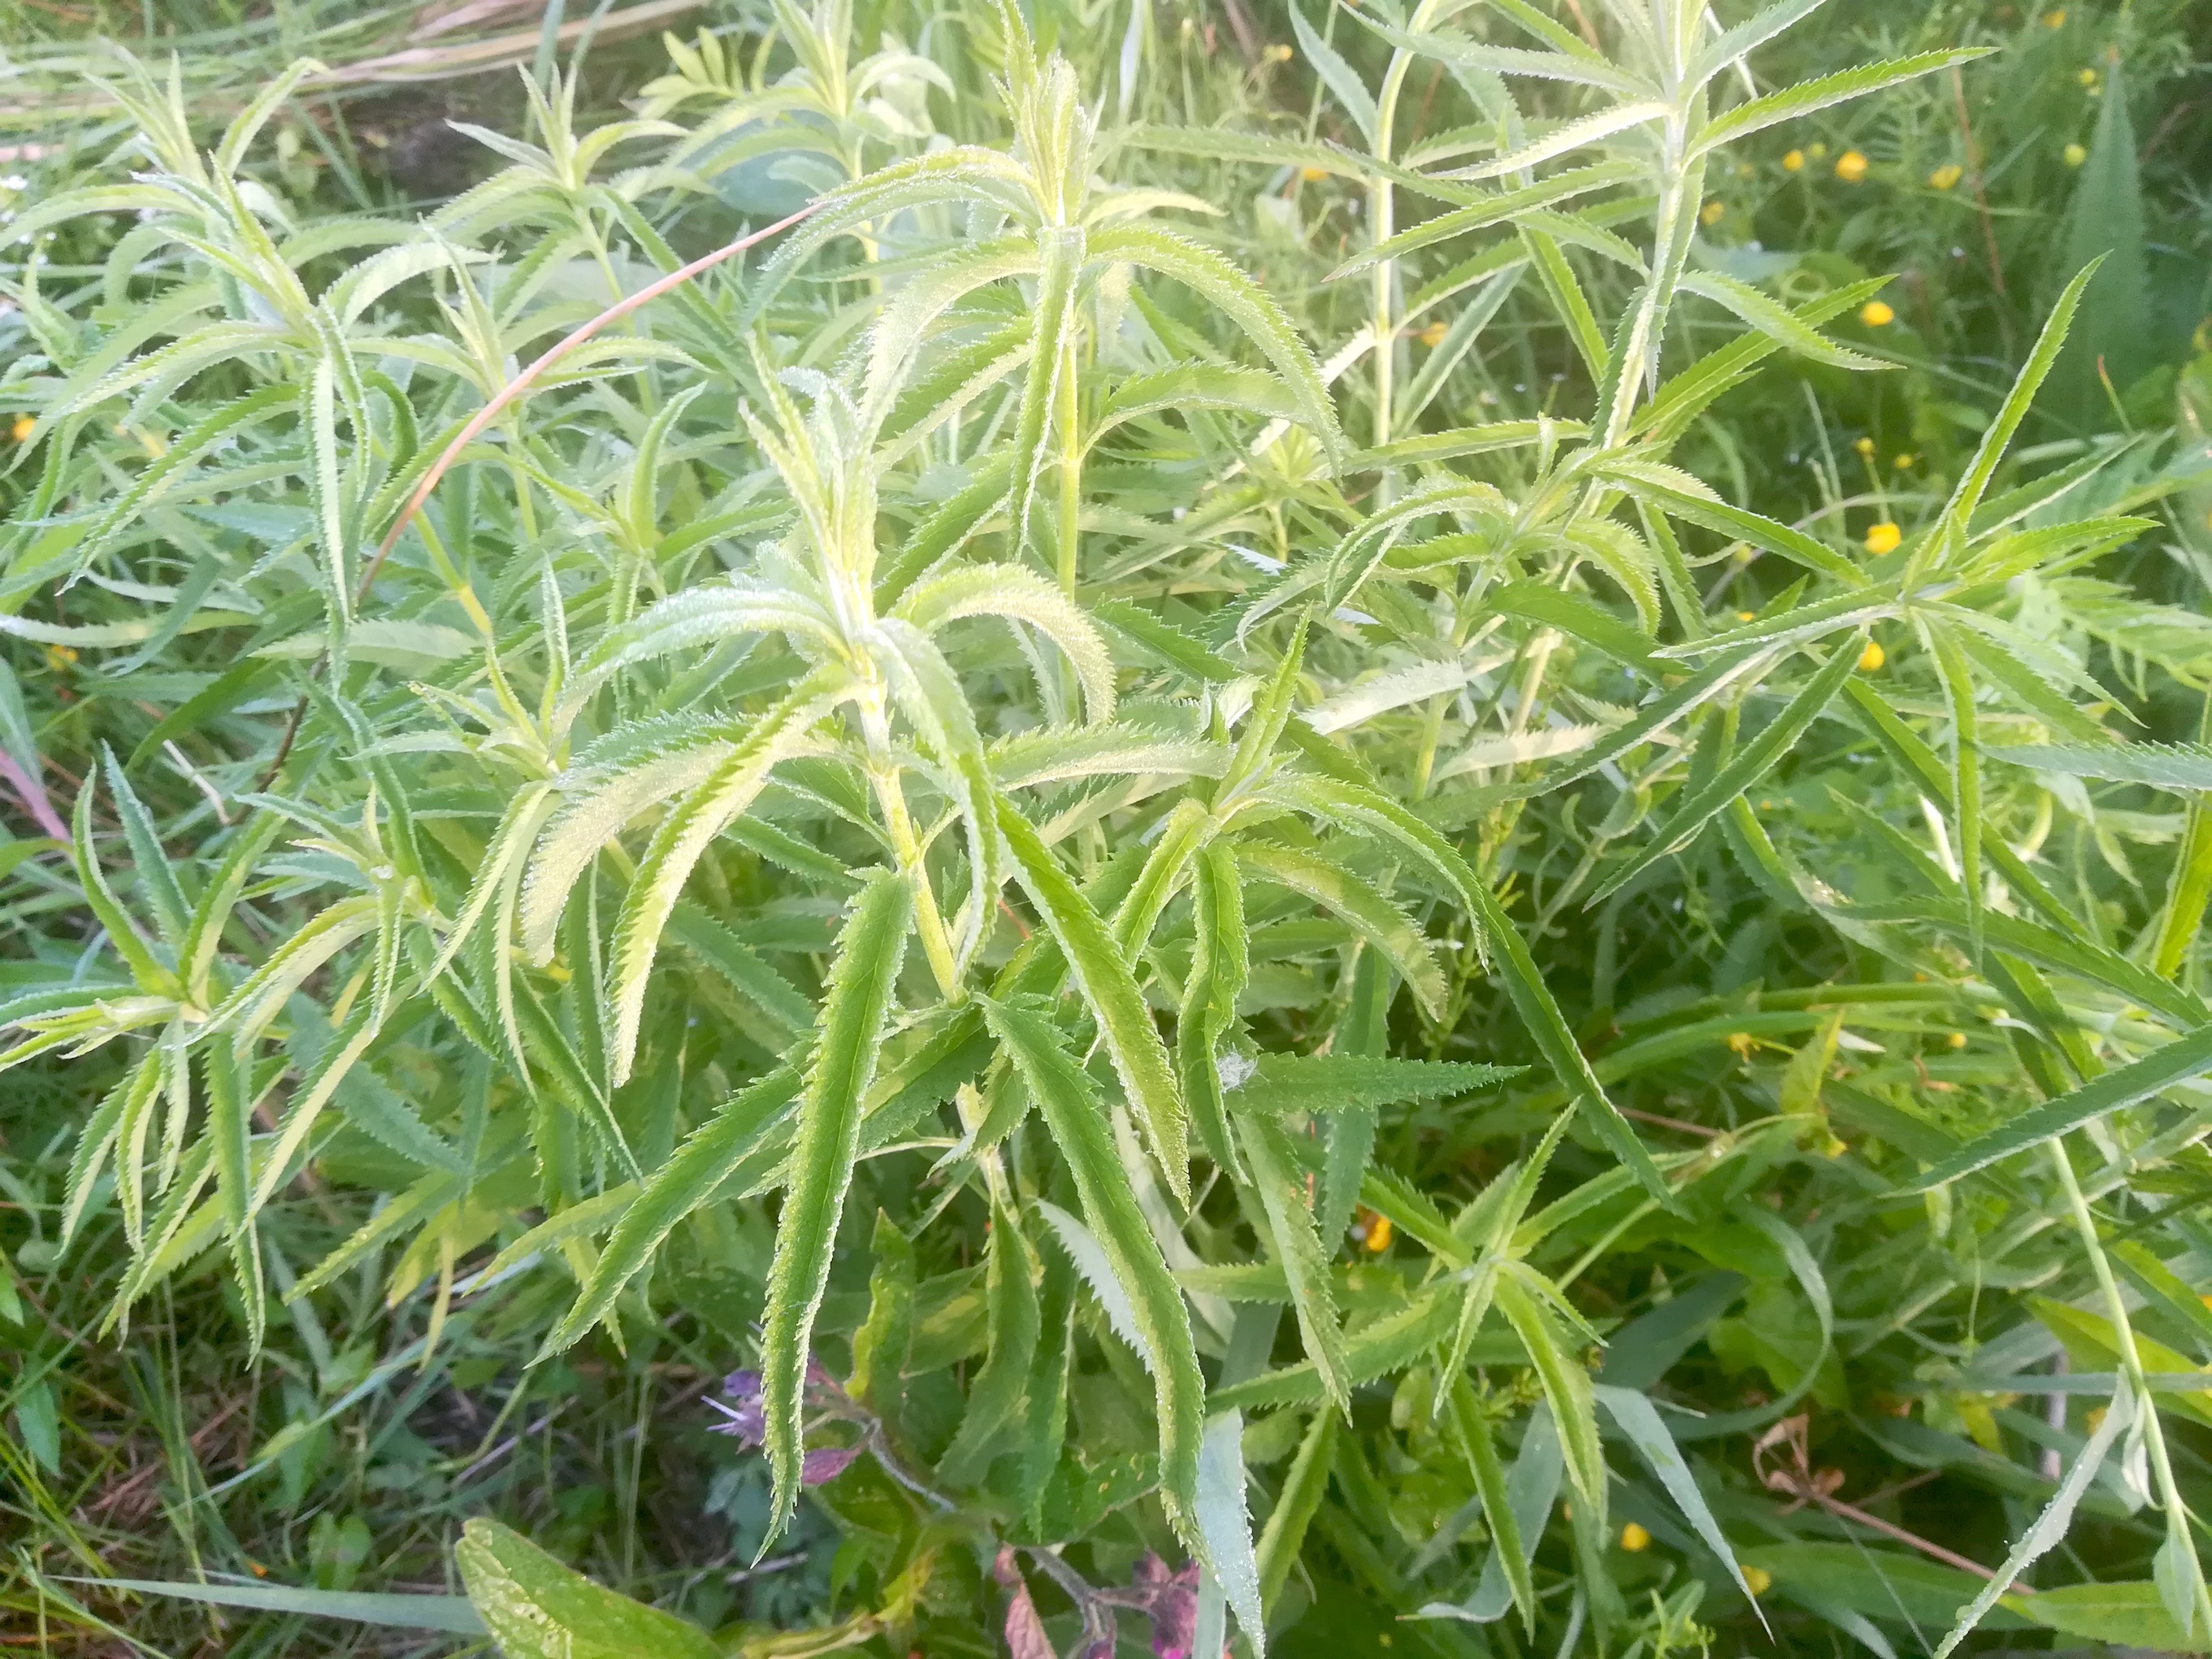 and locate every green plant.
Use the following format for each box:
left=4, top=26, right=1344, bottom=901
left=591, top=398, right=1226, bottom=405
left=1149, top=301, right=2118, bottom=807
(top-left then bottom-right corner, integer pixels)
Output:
left=6, top=2, right=2212, bottom=1655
